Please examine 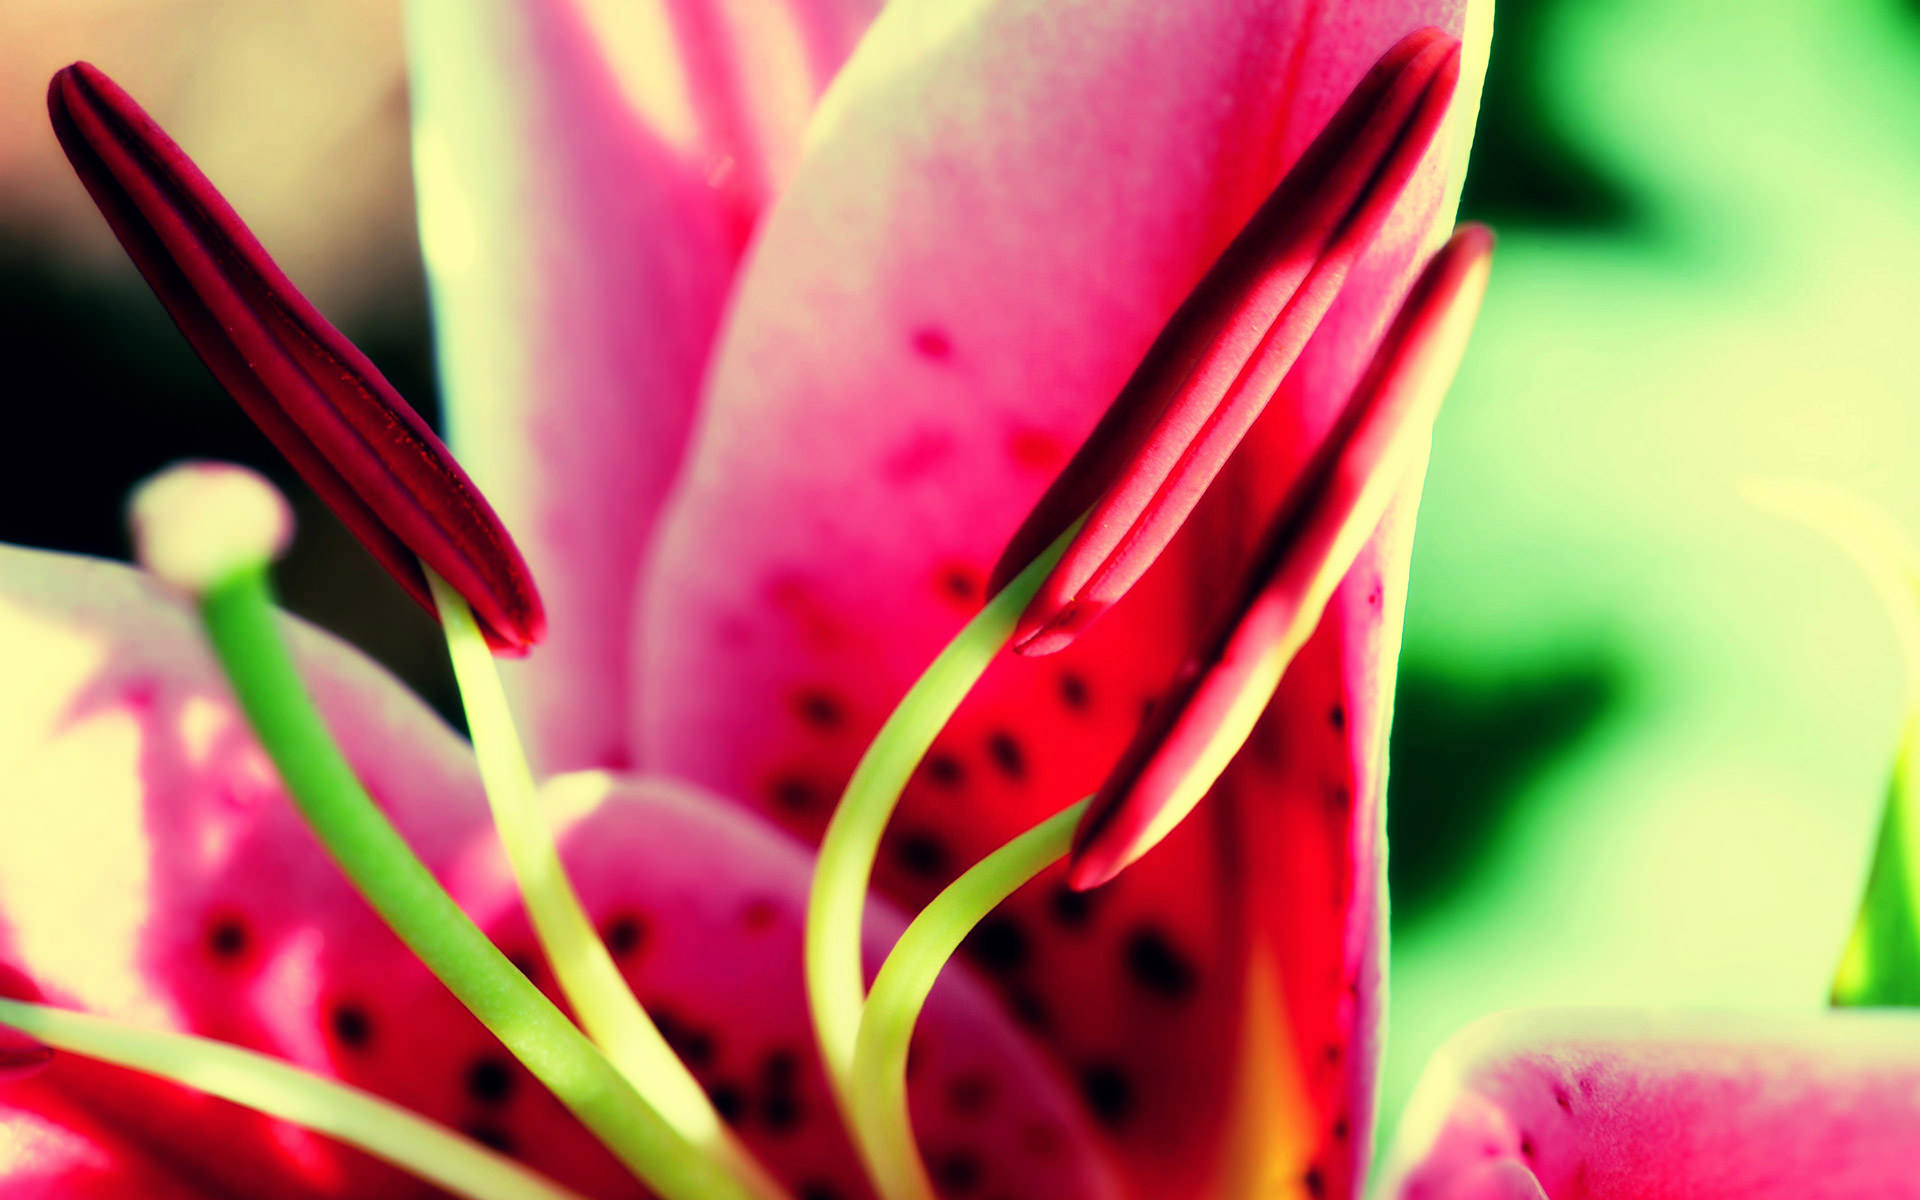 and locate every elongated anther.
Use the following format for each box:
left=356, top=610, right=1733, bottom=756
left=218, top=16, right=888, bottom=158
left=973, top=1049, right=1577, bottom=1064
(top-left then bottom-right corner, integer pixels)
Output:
left=1069, top=225, right=1495, bottom=890
left=992, top=28, right=1462, bottom=656
left=48, top=62, right=544, bottom=653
